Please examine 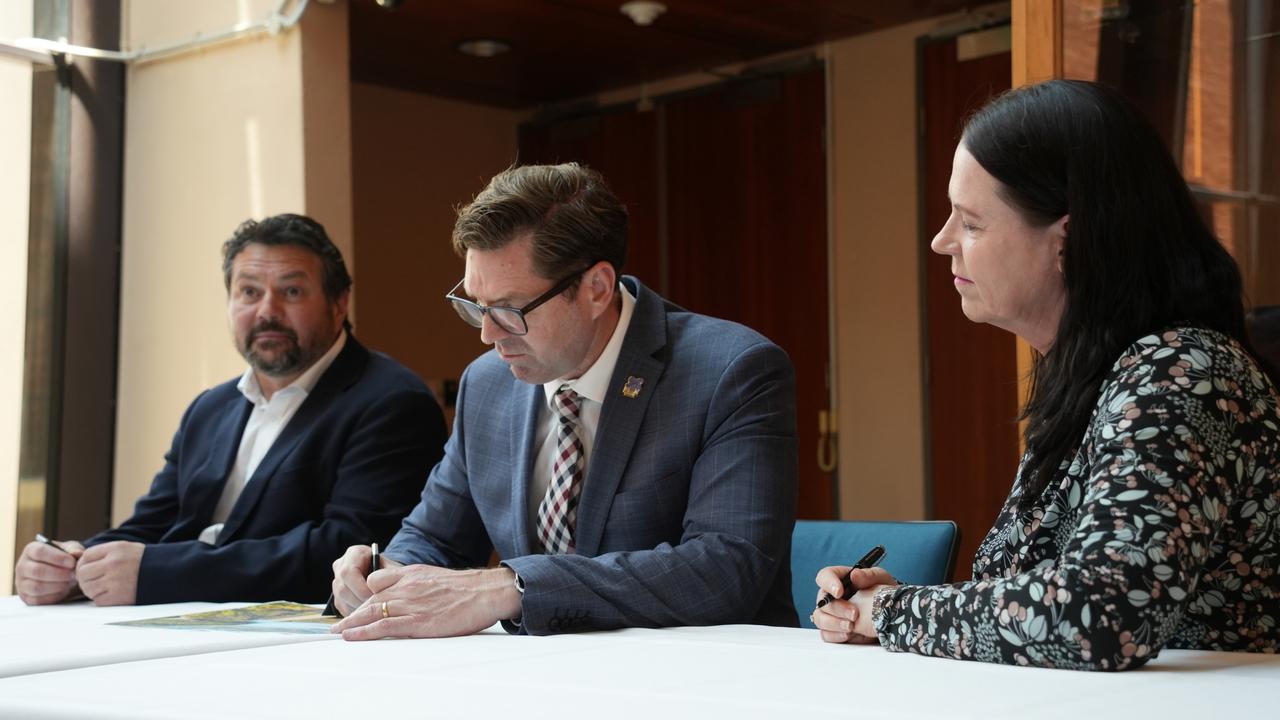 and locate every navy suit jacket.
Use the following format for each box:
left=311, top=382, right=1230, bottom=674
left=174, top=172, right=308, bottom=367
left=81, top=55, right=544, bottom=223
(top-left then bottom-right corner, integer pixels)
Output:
left=88, top=336, right=447, bottom=604
left=386, top=277, right=799, bottom=633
